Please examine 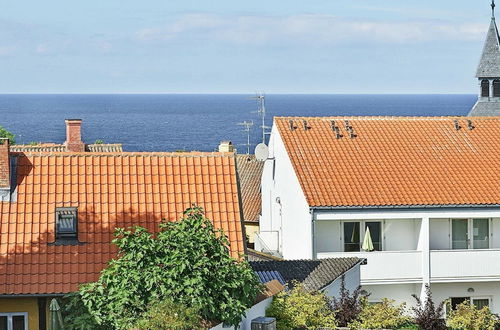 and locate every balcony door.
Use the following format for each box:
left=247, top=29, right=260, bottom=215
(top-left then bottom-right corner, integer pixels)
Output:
left=451, top=219, right=490, bottom=250
left=343, top=221, right=382, bottom=252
